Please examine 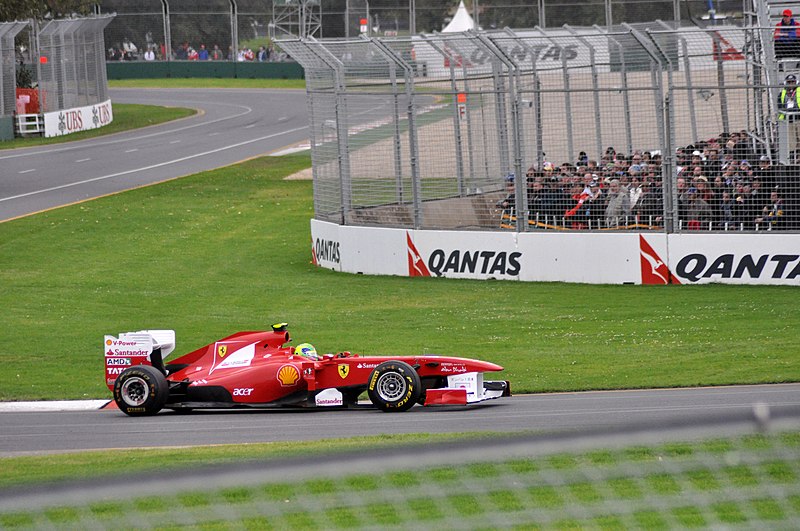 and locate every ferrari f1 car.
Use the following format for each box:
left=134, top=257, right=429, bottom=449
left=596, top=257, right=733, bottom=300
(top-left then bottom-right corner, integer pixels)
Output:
left=104, top=324, right=510, bottom=416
